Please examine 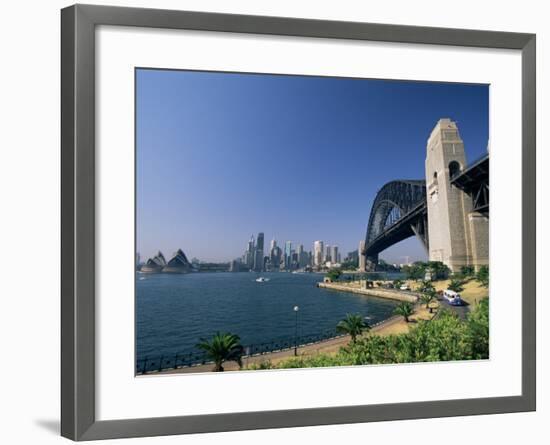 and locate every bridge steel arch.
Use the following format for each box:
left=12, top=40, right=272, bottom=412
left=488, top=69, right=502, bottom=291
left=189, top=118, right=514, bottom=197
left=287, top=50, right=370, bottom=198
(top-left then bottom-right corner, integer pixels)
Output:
left=364, top=180, right=427, bottom=269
